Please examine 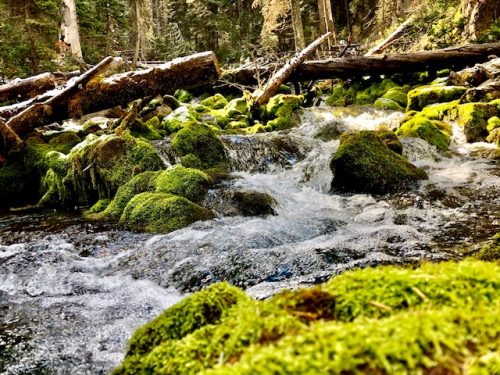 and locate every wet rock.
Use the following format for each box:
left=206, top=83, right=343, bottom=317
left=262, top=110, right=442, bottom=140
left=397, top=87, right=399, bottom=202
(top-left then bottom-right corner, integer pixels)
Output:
left=465, top=79, right=500, bottom=102
left=206, top=188, right=277, bottom=217
left=330, top=131, right=427, bottom=194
